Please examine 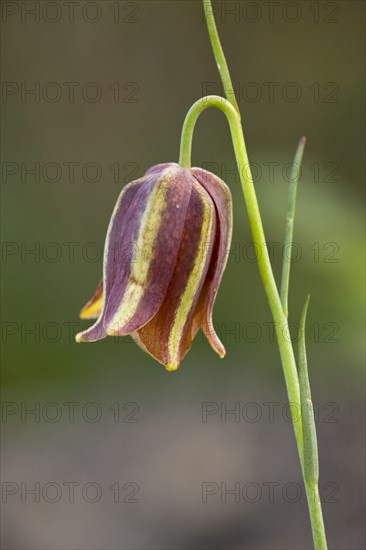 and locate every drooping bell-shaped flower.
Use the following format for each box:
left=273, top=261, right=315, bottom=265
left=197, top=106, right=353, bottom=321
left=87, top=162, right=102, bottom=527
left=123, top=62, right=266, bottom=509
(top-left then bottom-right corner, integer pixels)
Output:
left=76, top=163, right=232, bottom=371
